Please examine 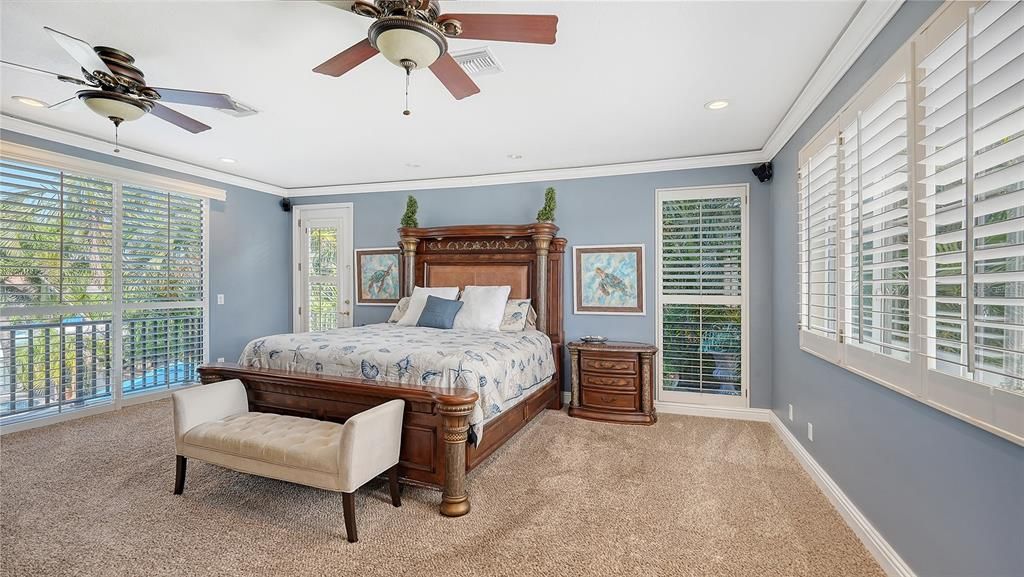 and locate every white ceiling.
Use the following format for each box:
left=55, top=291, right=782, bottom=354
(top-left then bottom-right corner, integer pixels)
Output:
left=0, top=1, right=862, bottom=190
